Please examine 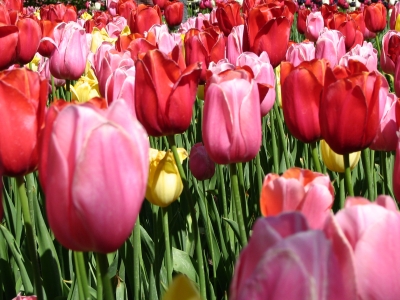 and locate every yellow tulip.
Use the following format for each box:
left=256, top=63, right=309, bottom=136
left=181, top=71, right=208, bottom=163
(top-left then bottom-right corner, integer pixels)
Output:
left=120, top=25, right=131, bottom=36
left=146, top=148, right=188, bottom=207
left=80, top=12, right=93, bottom=21
left=275, top=64, right=282, bottom=107
left=162, top=274, right=201, bottom=300
left=90, top=27, right=118, bottom=53
left=396, top=15, right=400, bottom=32
left=70, top=69, right=101, bottom=103
left=320, top=140, right=361, bottom=173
